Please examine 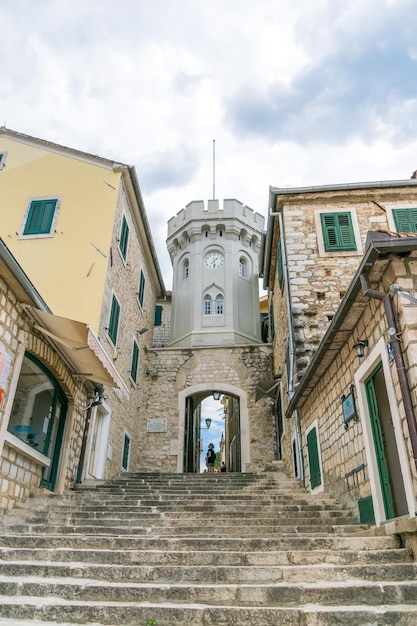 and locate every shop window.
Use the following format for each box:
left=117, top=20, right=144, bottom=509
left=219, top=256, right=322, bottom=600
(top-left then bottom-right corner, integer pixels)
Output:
left=8, top=353, right=67, bottom=461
